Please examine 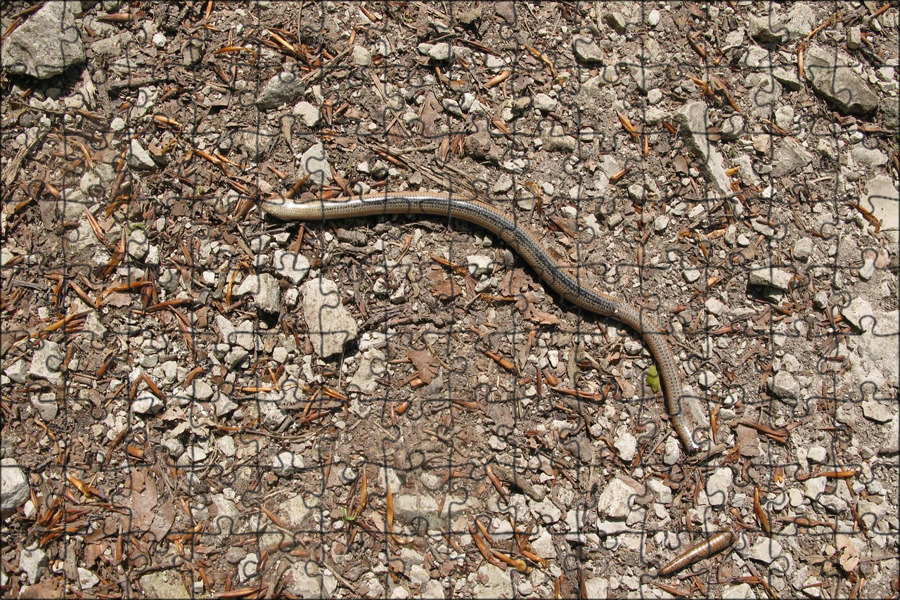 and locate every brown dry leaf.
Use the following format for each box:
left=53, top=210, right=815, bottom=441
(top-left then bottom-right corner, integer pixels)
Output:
left=419, top=91, right=441, bottom=137
left=429, top=269, right=462, bottom=300
left=527, top=308, right=560, bottom=326
left=838, top=537, right=861, bottom=572
left=149, top=500, right=176, bottom=541
left=407, top=350, right=436, bottom=384
left=18, top=578, right=62, bottom=599
left=673, top=155, right=690, bottom=174
left=104, top=292, right=133, bottom=307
